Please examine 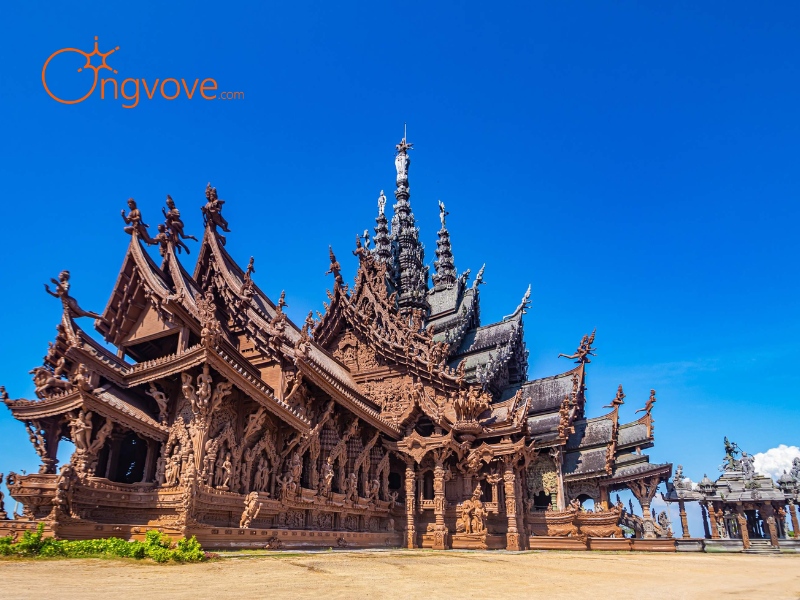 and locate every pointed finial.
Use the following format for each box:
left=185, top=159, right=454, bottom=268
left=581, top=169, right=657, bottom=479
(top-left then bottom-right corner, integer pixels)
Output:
left=378, top=190, right=386, bottom=215
left=438, top=200, right=449, bottom=229
left=277, top=290, right=288, bottom=311
left=244, top=256, right=255, bottom=281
